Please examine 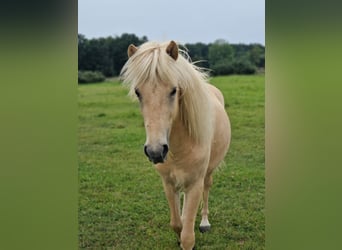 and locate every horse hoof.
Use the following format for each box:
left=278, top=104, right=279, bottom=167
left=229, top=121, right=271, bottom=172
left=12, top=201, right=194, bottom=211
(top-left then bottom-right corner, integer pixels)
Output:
left=199, top=225, right=211, bottom=233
